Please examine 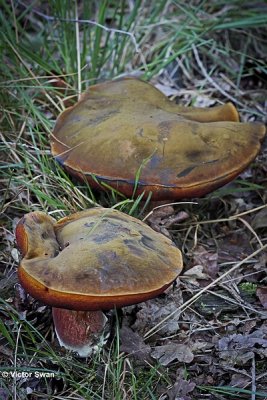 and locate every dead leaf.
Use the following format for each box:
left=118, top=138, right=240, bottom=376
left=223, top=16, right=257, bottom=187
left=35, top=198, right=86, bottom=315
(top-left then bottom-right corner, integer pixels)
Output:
left=182, top=265, right=209, bottom=285
left=147, top=205, right=175, bottom=222
left=146, top=205, right=175, bottom=238
left=229, top=373, right=251, bottom=389
left=256, top=287, right=267, bottom=309
left=151, top=343, right=194, bottom=366
left=166, top=377, right=196, bottom=400
left=119, top=325, right=151, bottom=363
left=132, top=288, right=183, bottom=336
left=192, top=245, right=219, bottom=279
left=217, top=327, right=267, bottom=365
left=218, top=231, right=251, bottom=263
left=251, top=207, right=267, bottom=230
left=146, top=206, right=189, bottom=238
